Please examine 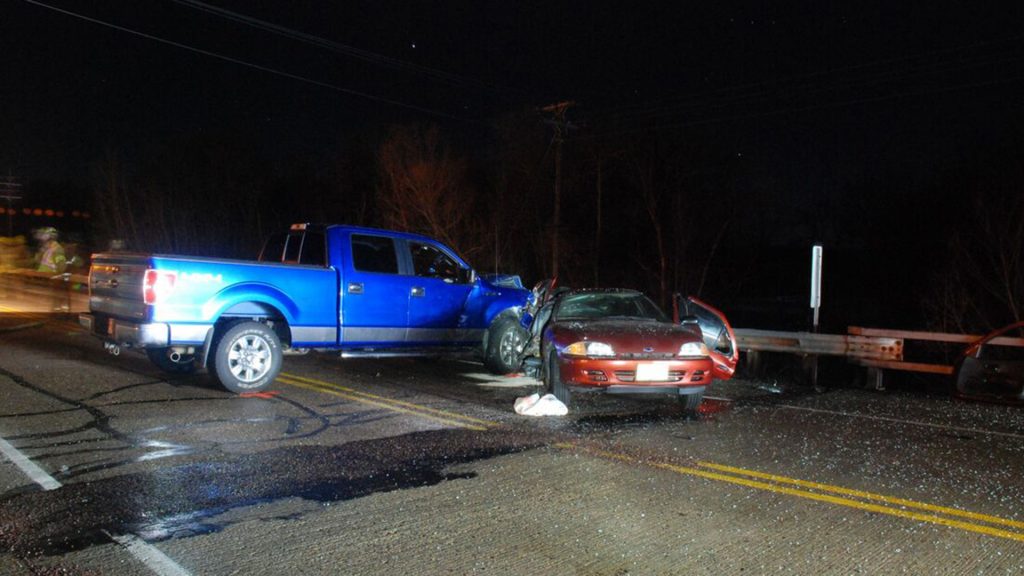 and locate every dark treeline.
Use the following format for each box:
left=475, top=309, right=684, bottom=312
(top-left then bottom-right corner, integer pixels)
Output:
left=15, top=112, right=1024, bottom=334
